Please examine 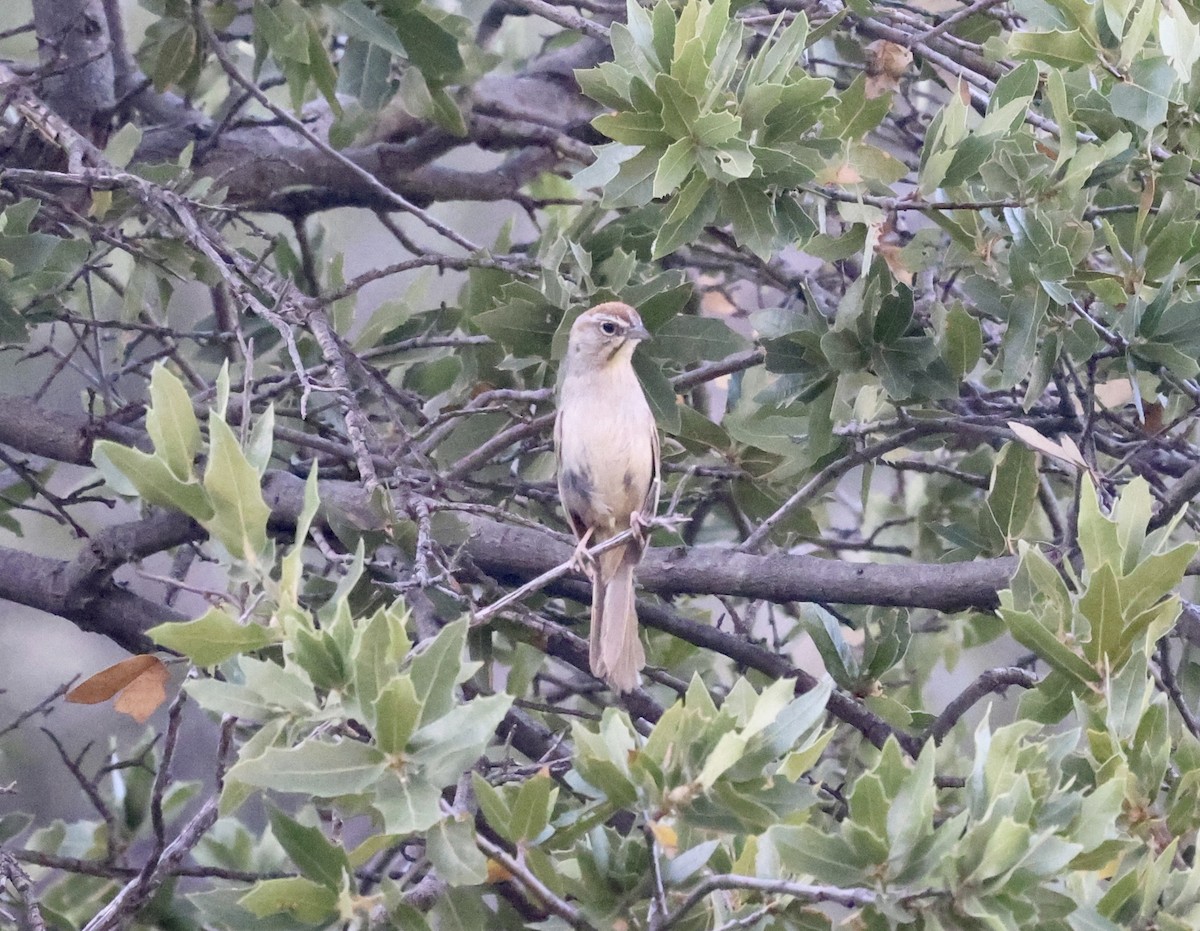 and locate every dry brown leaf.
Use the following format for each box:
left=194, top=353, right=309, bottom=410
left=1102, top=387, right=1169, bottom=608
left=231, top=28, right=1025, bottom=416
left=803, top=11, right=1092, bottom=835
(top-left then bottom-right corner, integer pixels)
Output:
left=1142, top=400, right=1165, bottom=435
left=67, top=654, right=170, bottom=724
left=67, top=654, right=162, bottom=704
left=876, top=241, right=914, bottom=286
left=865, top=40, right=913, bottom=98
left=113, top=658, right=169, bottom=723
left=700, top=289, right=737, bottom=317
